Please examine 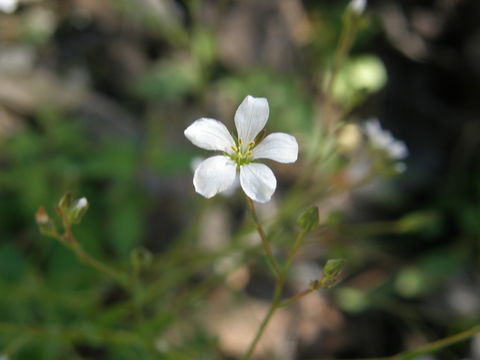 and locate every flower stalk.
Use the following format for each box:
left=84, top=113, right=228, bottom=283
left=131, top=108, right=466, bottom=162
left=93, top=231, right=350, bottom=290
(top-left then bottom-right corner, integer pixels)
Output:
left=37, top=196, right=131, bottom=290
left=358, top=325, right=480, bottom=360
left=242, top=229, right=307, bottom=360
left=54, top=228, right=130, bottom=289
left=245, top=196, right=281, bottom=278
